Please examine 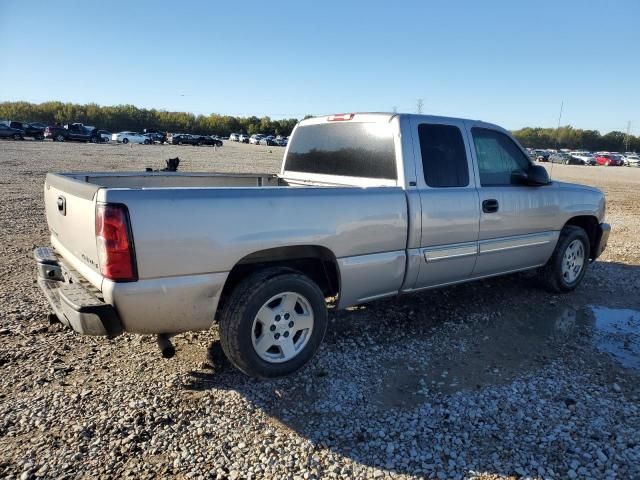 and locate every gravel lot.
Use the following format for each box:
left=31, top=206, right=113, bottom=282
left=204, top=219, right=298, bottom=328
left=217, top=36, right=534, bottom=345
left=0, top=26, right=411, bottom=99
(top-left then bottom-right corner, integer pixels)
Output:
left=0, top=140, right=639, bottom=480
